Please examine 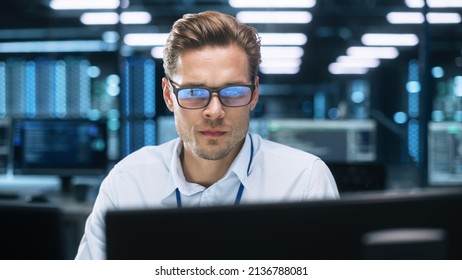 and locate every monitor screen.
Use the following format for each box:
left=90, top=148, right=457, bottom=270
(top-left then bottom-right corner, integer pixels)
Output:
left=11, top=118, right=108, bottom=178
left=267, top=119, right=376, bottom=163
left=428, top=121, right=462, bottom=185
left=106, top=188, right=462, bottom=260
